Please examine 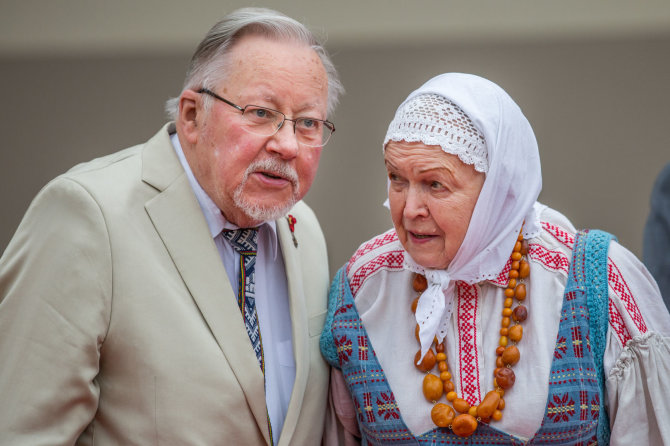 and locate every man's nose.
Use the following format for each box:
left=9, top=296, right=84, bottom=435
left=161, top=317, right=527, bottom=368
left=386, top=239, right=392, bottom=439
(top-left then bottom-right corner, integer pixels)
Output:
left=267, top=120, right=299, bottom=159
